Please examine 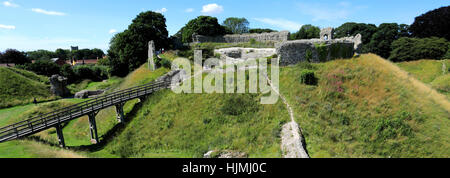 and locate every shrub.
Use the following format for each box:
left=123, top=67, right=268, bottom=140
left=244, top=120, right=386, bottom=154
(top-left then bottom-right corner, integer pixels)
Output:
left=73, top=65, right=109, bottom=82
left=249, top=38, right=256, bottom=45
left=304, top=49, right=313, bottom=62
left=158, top=58, right=172, bottom=68
left=300, top=69, right=317, bottom=85
left=221, top=94, right=259, bottom=116
left=60, top=64, right=76, bottom=83
left=15, top=60, right=61, bottom=76
left=389, top=37, right=449, bottom=62
left=314, top=43, right=328, bottom=62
